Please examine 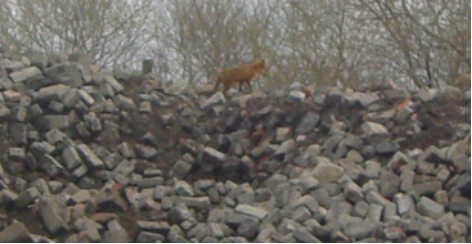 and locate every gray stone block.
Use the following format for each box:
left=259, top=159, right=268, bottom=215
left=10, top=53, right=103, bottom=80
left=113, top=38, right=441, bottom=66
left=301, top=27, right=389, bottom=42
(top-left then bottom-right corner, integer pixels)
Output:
left=9, top=66, right=42, bottom=83
left=45, top=63, right=83, bottom=87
